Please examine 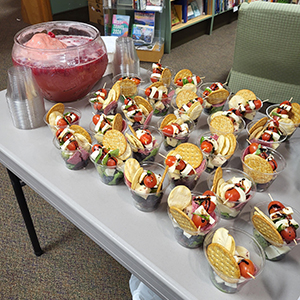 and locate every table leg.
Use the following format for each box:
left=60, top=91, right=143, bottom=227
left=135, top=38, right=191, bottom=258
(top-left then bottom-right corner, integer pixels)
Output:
left=6, top=169, right=43, bottom=256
